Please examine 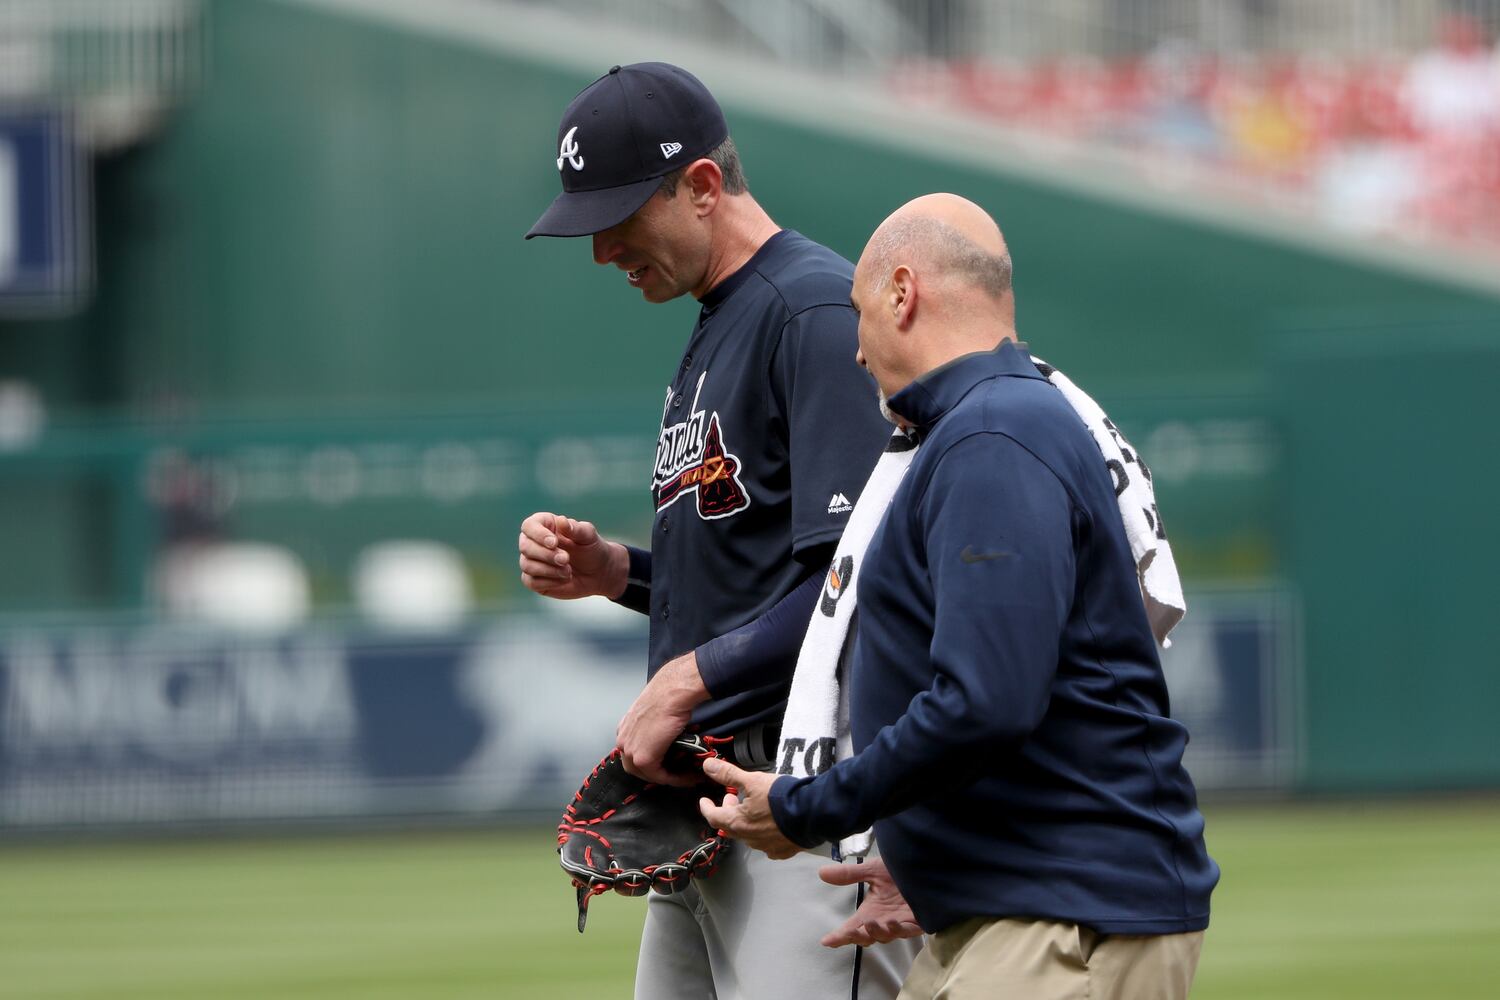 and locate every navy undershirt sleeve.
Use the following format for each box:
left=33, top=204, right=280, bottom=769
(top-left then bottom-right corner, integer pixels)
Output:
left=610, top=544, right=653, bottom=616
left=694, top=566, right=823, bottom=700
